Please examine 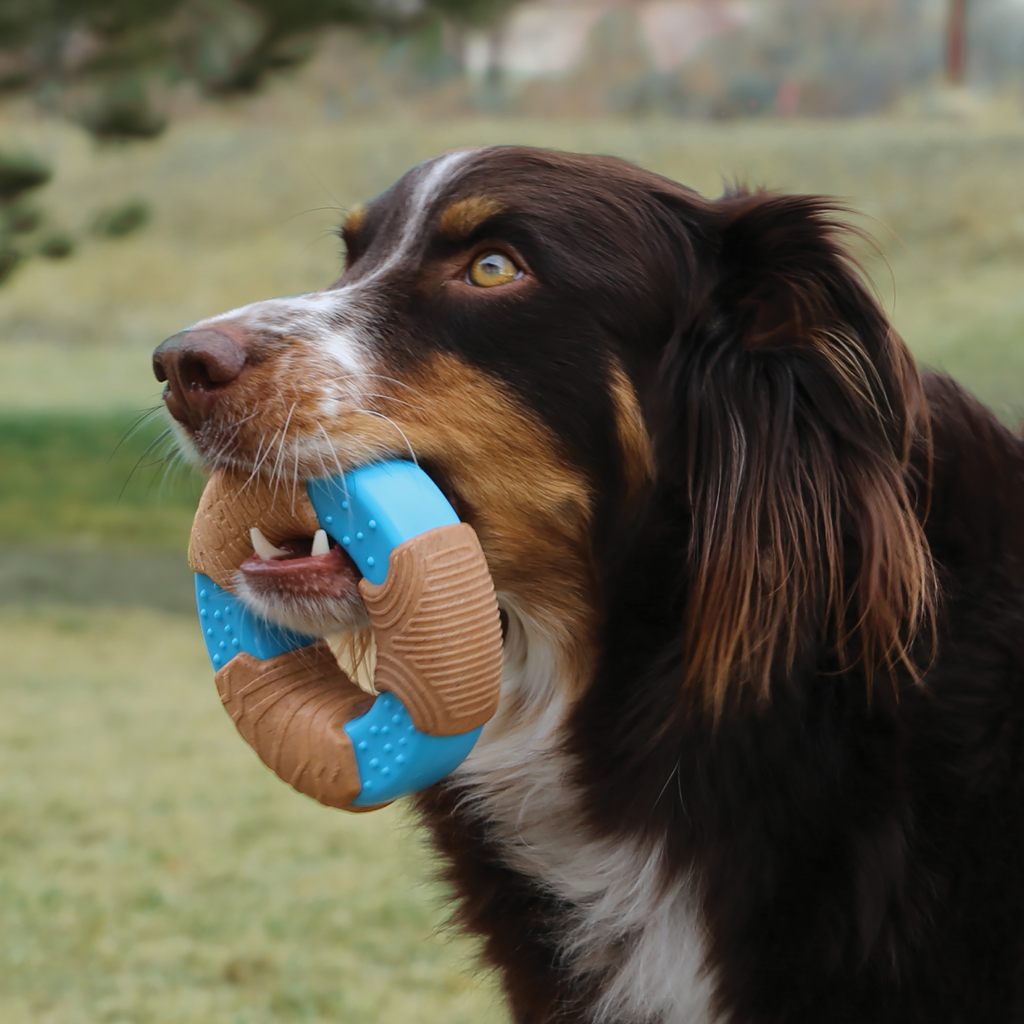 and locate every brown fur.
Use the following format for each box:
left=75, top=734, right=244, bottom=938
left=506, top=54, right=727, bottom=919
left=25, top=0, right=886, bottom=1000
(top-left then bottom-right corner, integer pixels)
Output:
left=676, top=194, right=937, bottom=714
